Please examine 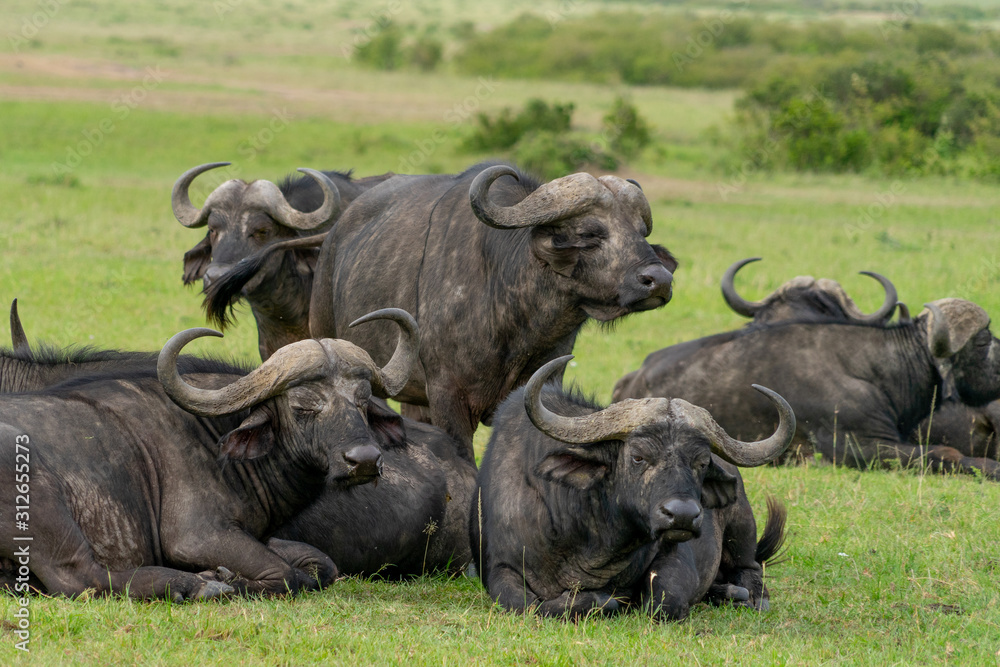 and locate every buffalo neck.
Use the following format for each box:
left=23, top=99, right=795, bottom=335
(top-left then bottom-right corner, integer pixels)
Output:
left=245, top=253, right=314, bottom=360
left=831, top=322, right=941, bottom=434
left=216, top=408, right=327, bottom=537
left=480, top=228, right=588, bottom=364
